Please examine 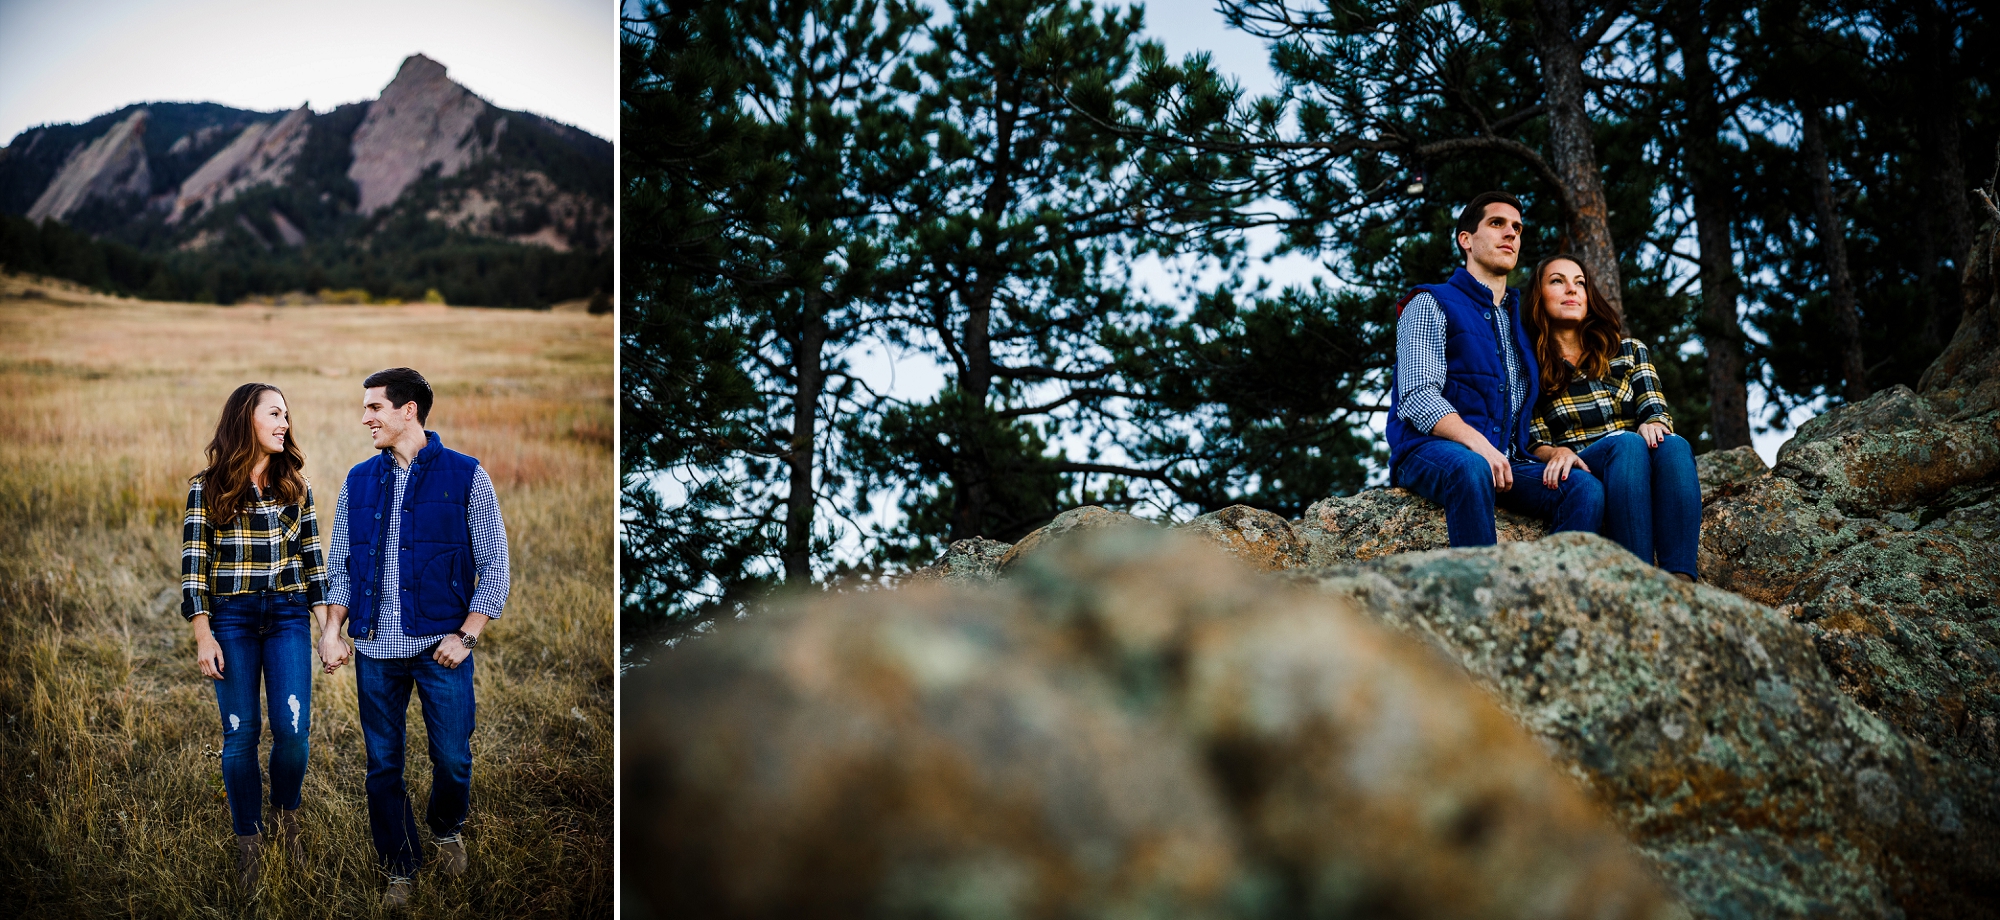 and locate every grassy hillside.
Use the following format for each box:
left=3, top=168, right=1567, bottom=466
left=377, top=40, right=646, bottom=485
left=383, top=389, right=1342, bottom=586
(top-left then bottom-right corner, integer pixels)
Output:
left=0, top=275, right=613, bottom=917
